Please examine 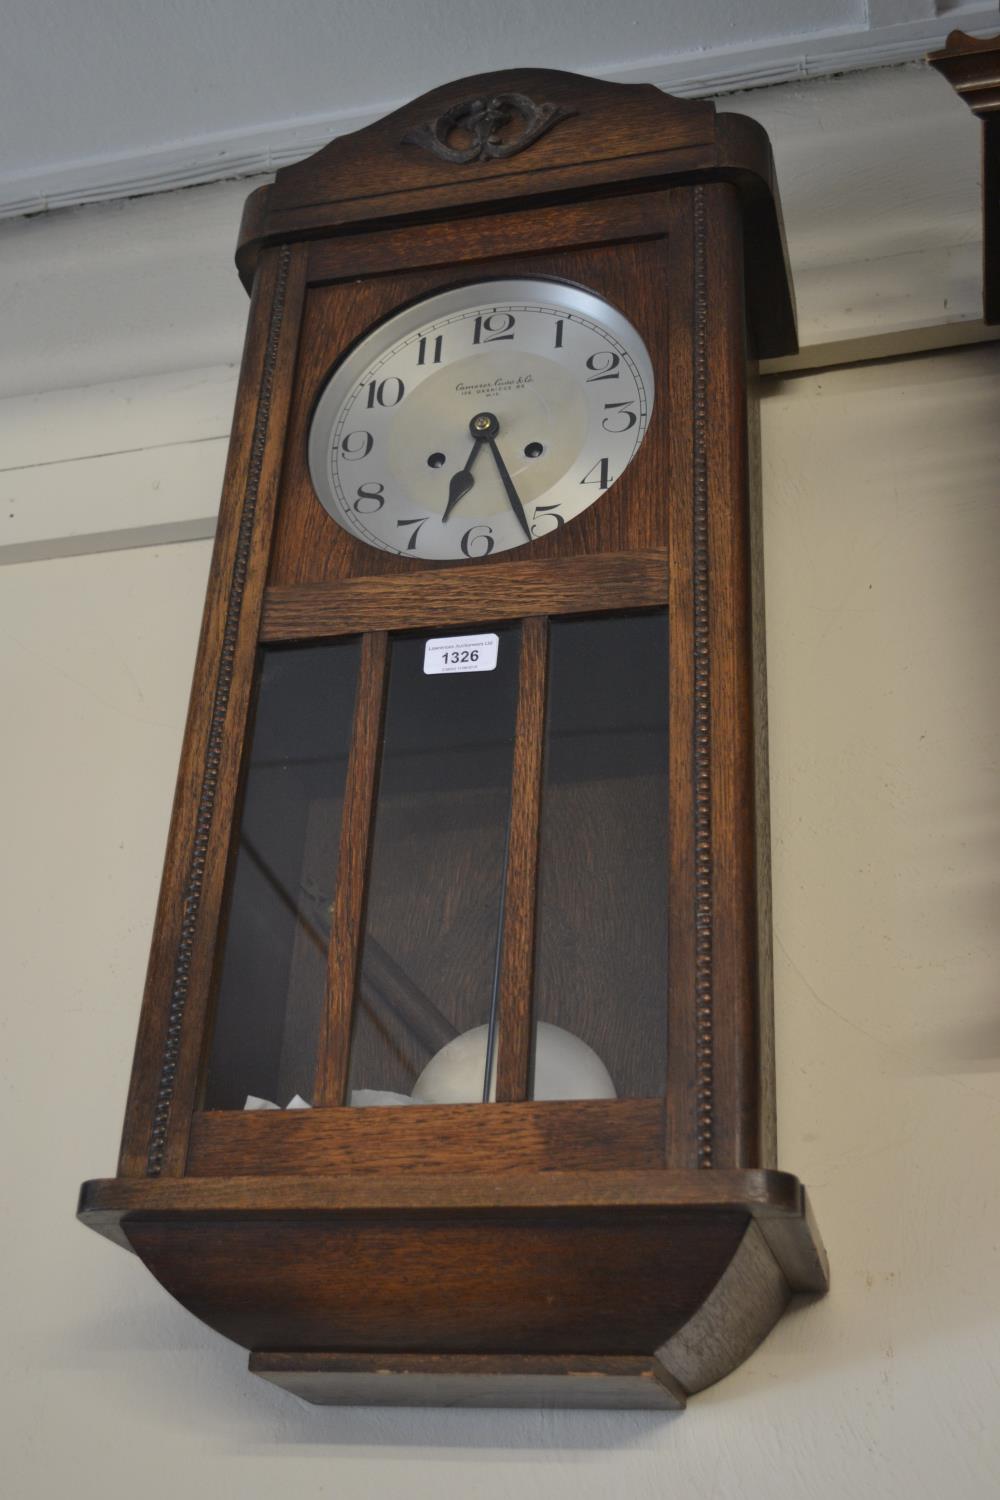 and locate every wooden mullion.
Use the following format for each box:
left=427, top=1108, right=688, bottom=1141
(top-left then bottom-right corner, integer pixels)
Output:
left=313, top=631, right=390, bottom=1106
left=493, top=616, right=549, bottom=1103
